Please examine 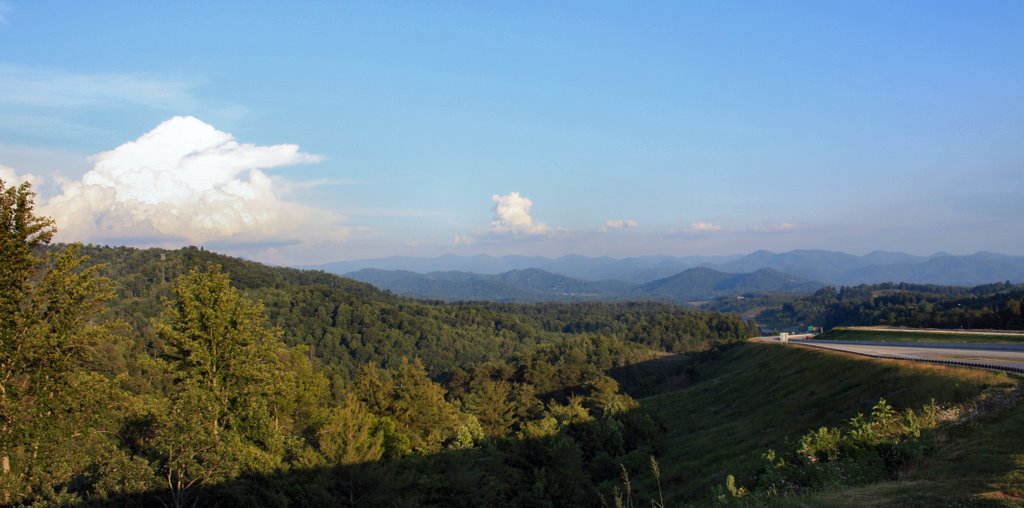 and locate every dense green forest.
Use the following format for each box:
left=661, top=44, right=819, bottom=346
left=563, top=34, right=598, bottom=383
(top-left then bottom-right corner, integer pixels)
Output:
left=757, top=282, right=1024, bottom=331
left=73, top=243, right=756, bottom=378
left=1, top=179, right=757, bottom=507
left=699, top=292, right=800, bottom=316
